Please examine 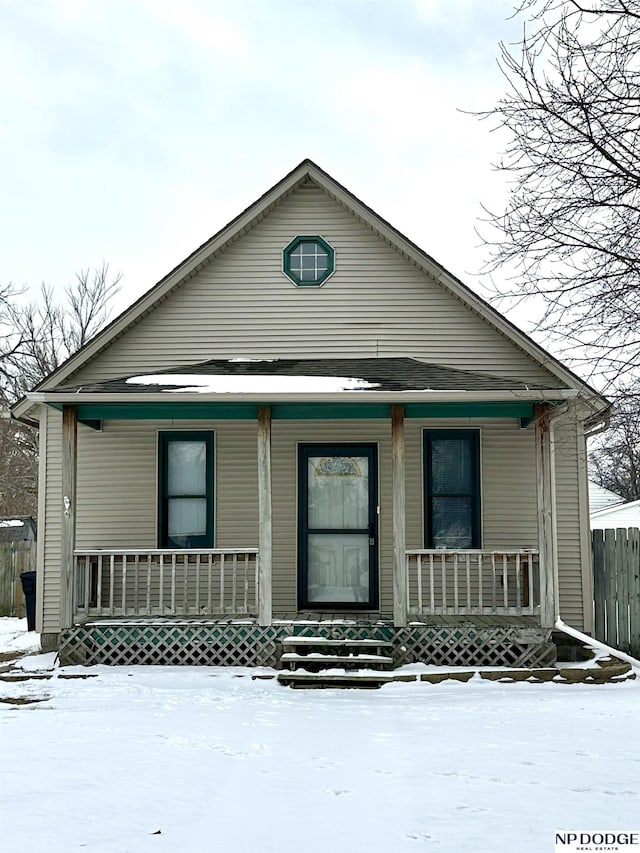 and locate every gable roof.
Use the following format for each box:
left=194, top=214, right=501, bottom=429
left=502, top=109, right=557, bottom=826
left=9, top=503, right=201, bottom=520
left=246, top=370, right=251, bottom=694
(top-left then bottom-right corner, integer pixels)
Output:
left=15, top=159, right=608, bottom=419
